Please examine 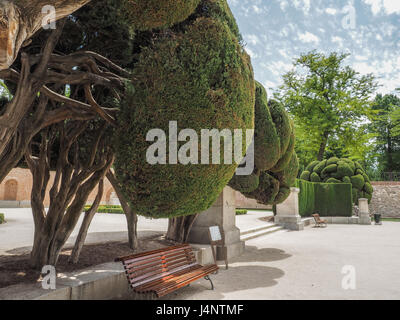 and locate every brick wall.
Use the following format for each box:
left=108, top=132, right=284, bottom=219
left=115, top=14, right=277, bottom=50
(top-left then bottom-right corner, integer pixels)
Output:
left=1, top=168, right=273, bottom=210
left=370, top=182, right=400, bottom=218
left=0, top=168, right=116, bottom=207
